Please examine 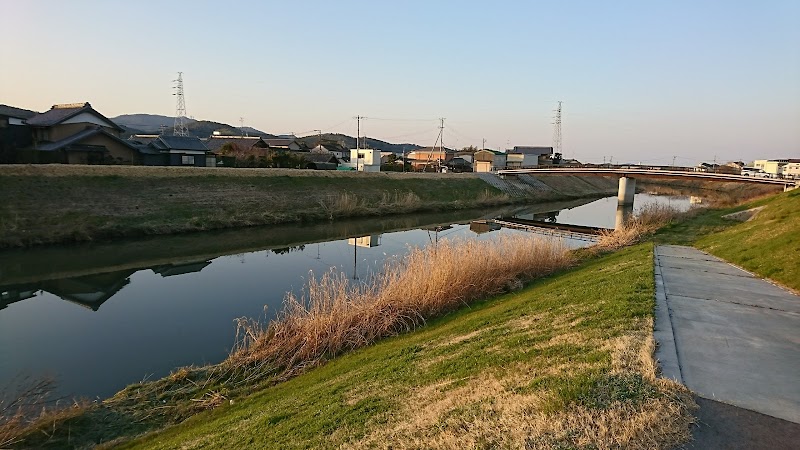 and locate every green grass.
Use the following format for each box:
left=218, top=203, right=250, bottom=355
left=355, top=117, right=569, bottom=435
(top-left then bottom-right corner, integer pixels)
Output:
left=656, top=188, right=800, bottom=291
left=109, top=243, right=690, bottom=449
